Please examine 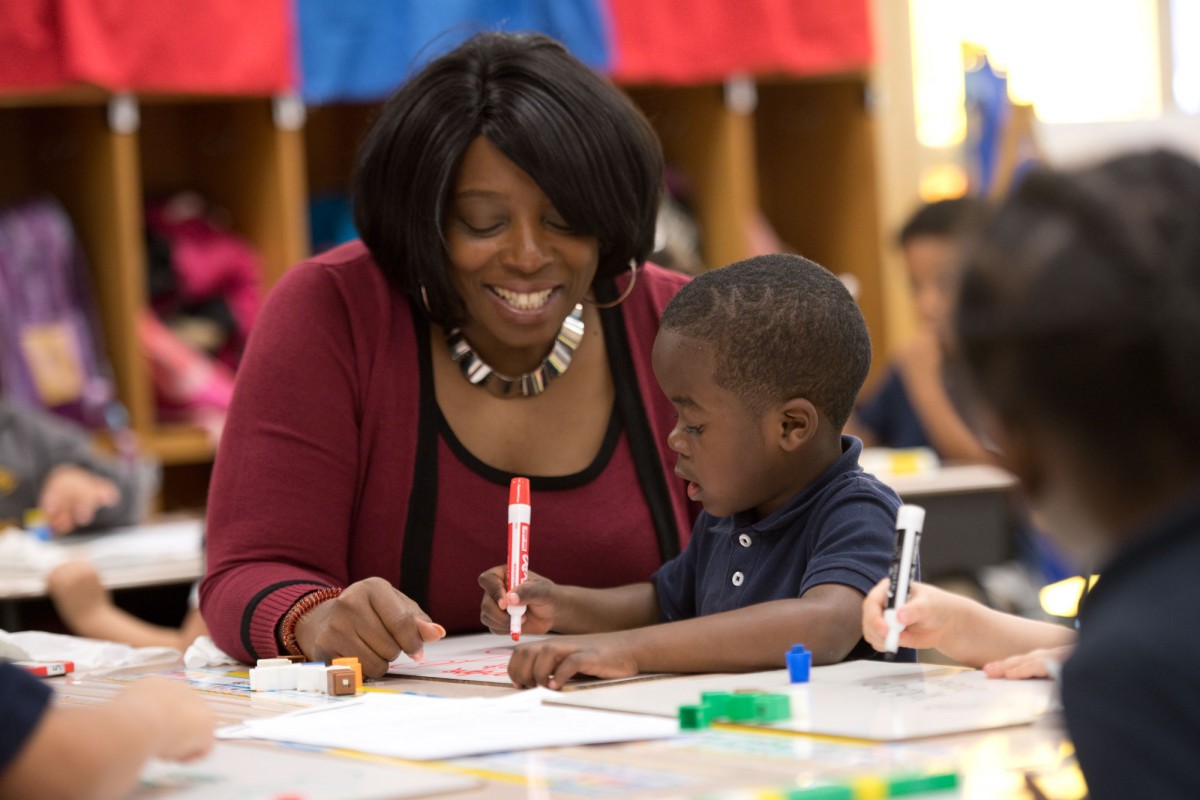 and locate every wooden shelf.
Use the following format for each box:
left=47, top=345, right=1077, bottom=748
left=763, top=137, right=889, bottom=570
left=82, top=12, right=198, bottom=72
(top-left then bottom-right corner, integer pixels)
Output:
left=0, top=91, right=304, bottom=510
left=2, top=75, right=888, bottom=508
left=143, top=425, right=218, bottom=466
